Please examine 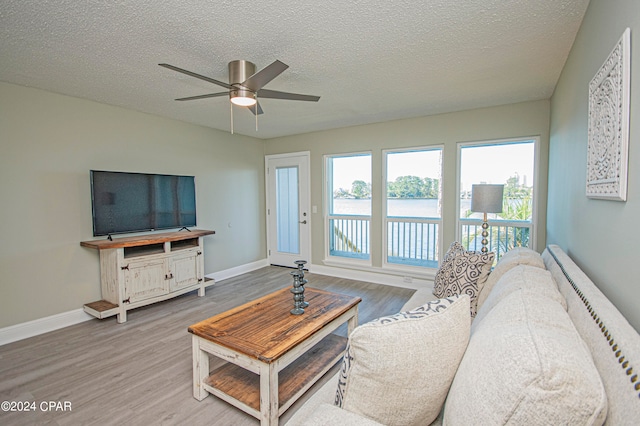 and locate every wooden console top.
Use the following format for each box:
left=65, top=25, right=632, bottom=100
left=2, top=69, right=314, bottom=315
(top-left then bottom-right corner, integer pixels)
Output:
left=80, top=229, right=215, bottom=250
